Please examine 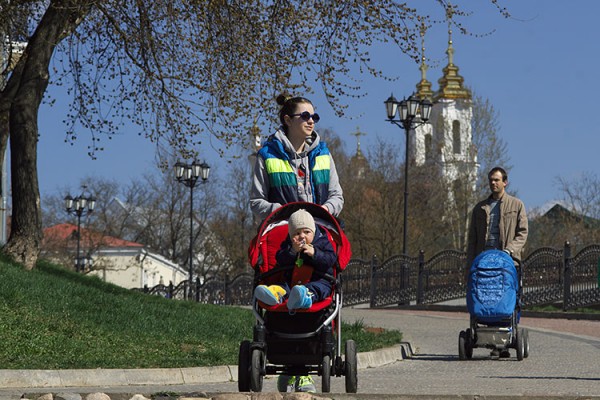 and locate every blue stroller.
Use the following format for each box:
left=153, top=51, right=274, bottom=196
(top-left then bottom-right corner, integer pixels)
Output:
left=459, top=250, right=530, bottom=360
